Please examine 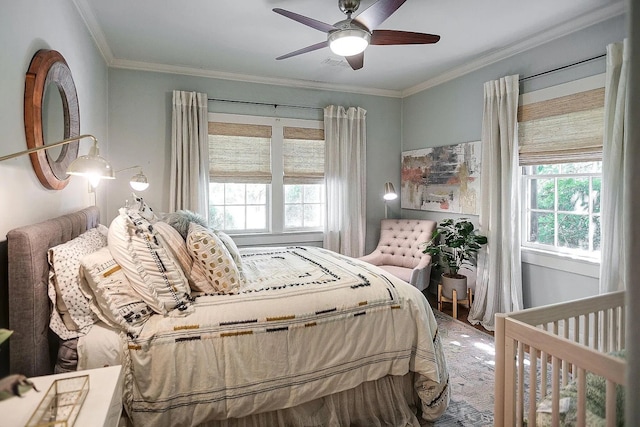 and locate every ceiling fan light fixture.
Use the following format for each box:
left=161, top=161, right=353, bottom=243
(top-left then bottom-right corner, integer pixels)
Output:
left=328, top=28, right=370, bottom=57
